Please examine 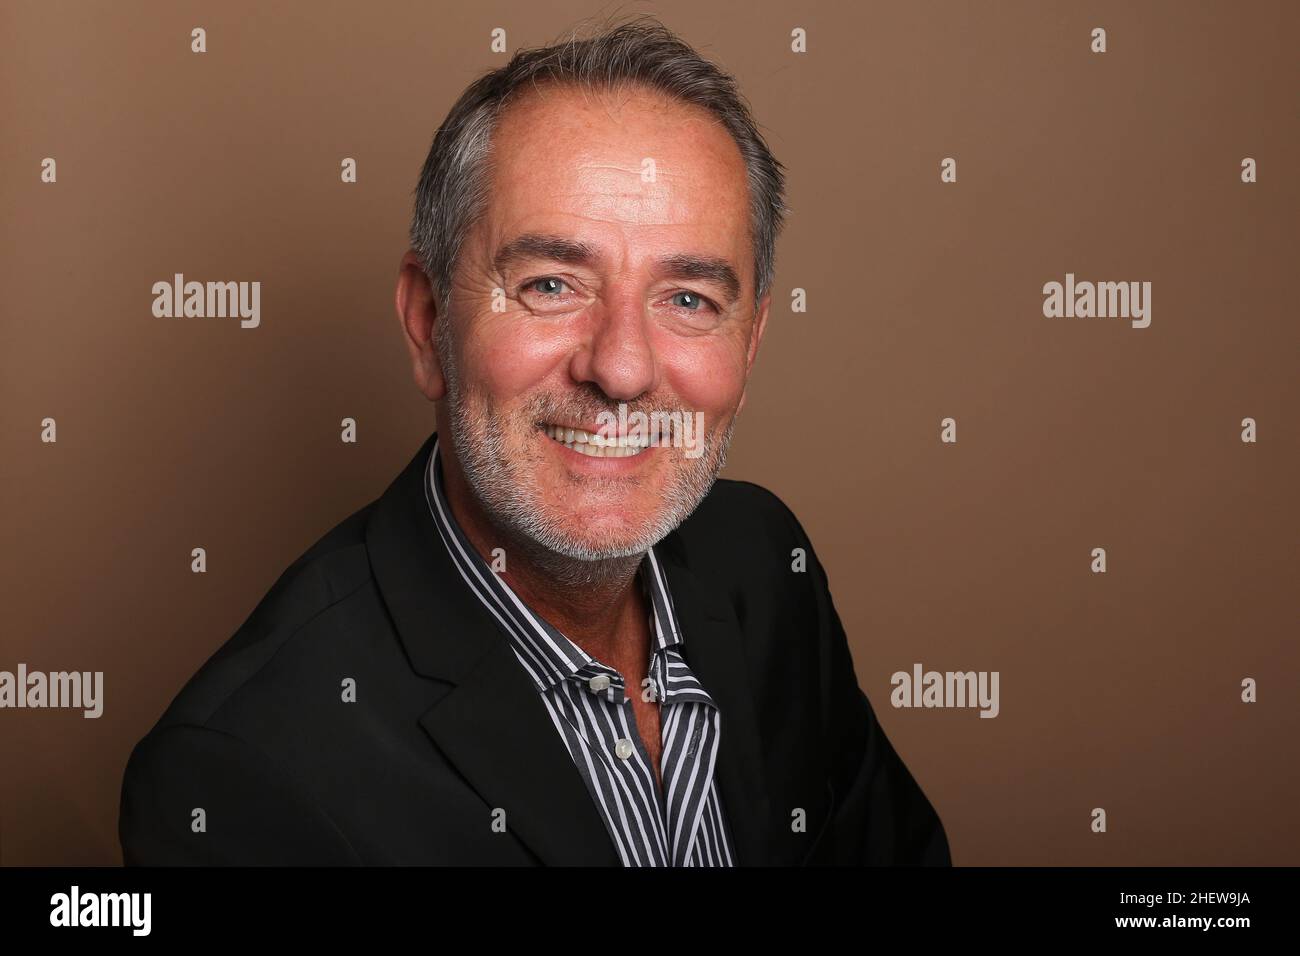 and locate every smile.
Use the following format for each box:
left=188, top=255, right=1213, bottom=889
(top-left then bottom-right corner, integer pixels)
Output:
left=541, top=423, right=649, bottom=458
